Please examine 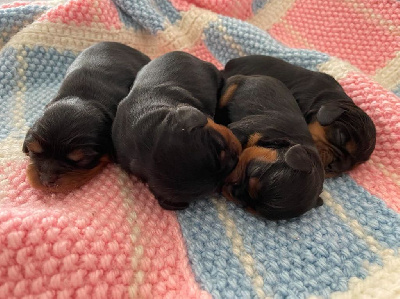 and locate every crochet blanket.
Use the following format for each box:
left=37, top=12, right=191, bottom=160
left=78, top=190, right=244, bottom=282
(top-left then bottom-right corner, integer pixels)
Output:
left=0, top=0, right=399, bottom=298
